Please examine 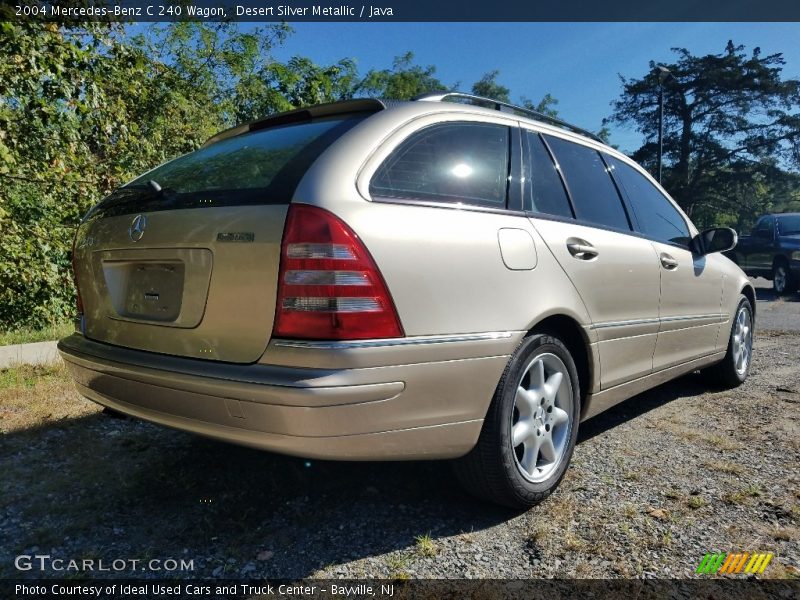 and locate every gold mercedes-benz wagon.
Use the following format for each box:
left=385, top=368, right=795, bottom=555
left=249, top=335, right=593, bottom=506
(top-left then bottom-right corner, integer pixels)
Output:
left=59, top=93, right=755, bottom=507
